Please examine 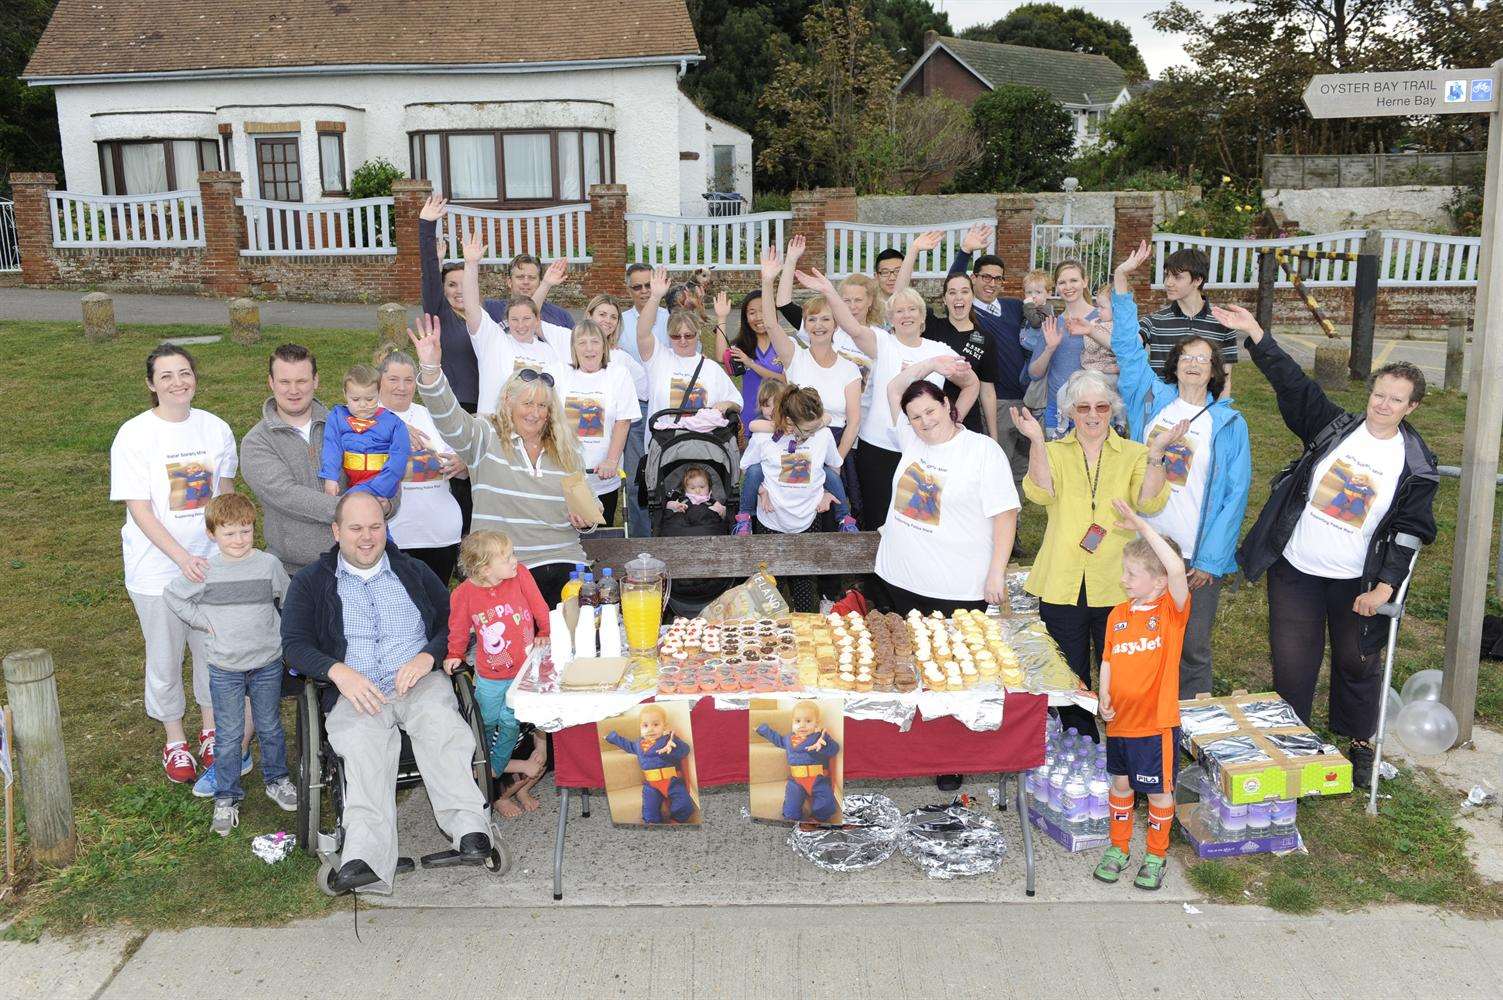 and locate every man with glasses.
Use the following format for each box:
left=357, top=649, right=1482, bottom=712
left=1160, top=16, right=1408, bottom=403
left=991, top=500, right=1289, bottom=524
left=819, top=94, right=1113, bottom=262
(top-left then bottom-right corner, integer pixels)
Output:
left=947, top=225, right=1028, bottom=481
left=874, top=249, right=905, bottom=301
left=620, top=263, right=669, bottom=537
